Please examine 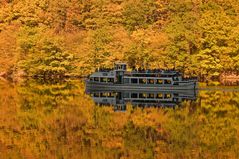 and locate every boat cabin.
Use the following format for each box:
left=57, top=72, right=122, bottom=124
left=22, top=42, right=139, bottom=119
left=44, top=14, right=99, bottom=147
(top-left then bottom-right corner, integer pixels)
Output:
left=88, top=63, right=185, bottom=85
left=114, top=62, right=127, bottom=71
